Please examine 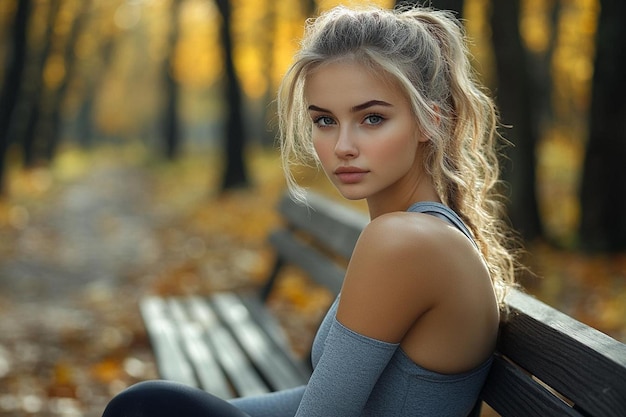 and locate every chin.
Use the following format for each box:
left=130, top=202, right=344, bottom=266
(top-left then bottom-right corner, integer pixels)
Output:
left=336, top=189, right=368, bottom=201
left=343, top=195, right=366, bottom=201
